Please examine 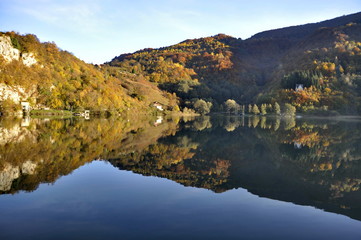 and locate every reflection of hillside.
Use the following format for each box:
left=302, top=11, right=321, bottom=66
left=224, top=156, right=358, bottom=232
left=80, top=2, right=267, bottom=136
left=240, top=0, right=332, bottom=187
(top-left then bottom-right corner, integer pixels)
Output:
left=109, top=116, right=361, bottom=221
left=3, top=115, right=361, bottom=221
left=110, top=133, right=231, bottom=193
left=0, top=116, right=178, bottom=194
left=0, top=118, right=37, bottom=146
